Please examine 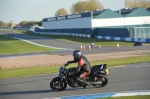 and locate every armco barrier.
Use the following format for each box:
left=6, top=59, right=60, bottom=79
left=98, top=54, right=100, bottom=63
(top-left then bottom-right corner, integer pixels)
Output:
left=34, top=31, right=91, bottom=38
left=95, top=36, right=150, bottom=43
